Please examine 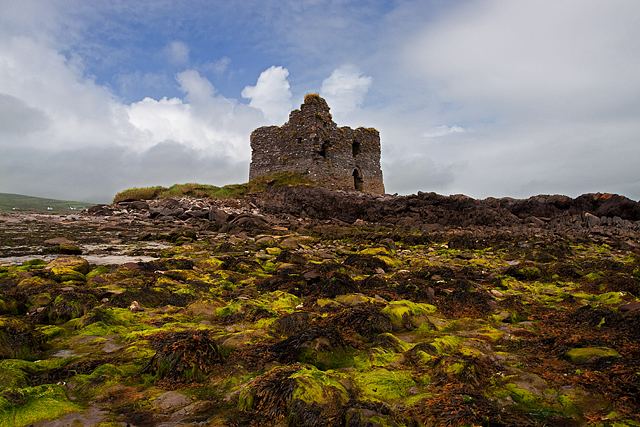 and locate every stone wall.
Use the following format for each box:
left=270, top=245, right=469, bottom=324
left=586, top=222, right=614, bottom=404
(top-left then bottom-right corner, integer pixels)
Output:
left=249, top=94, right=385, bottom=194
